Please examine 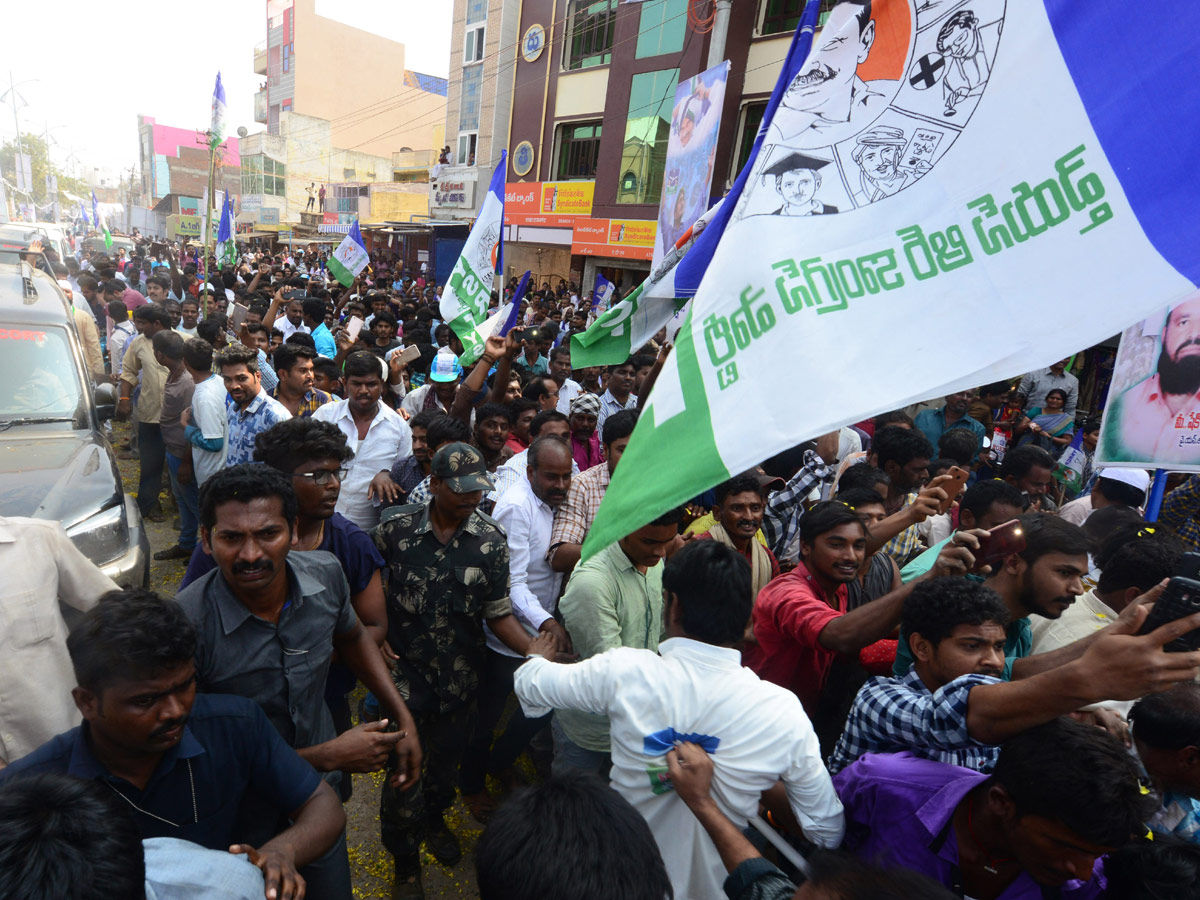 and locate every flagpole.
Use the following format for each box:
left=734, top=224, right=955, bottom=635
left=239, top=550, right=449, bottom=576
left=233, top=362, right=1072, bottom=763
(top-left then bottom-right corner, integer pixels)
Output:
left=202, top=136, right=215, bottom=320
left=1144, top=469, right=1168, bottom=522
